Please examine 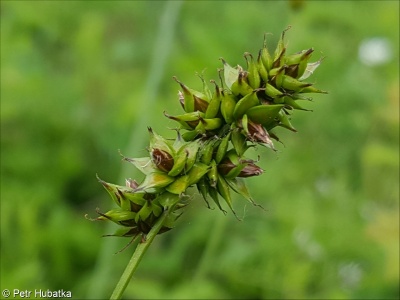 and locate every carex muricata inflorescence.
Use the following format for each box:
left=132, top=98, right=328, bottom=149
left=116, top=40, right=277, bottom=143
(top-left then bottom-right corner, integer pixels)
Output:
left=88, top=27, right=327, bottom=239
